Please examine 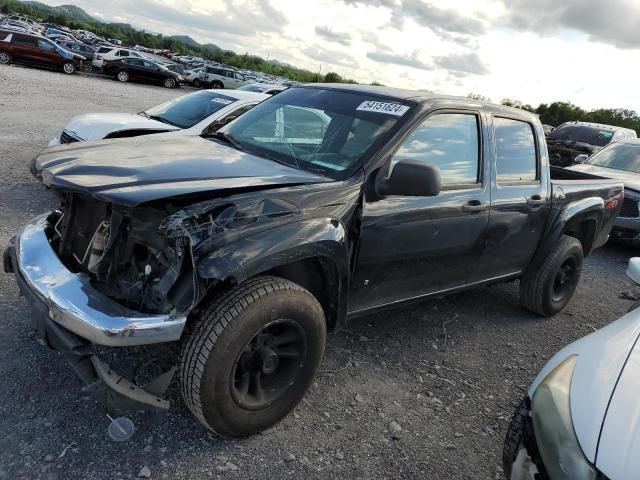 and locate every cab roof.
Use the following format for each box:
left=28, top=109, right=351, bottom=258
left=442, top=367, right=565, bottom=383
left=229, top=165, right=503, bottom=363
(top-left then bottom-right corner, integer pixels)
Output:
left=303, top=83, right=538, bottom=118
